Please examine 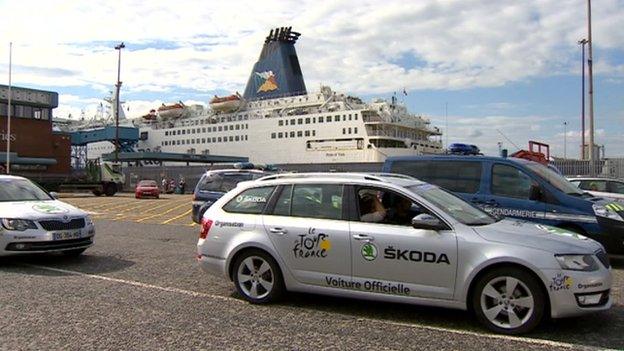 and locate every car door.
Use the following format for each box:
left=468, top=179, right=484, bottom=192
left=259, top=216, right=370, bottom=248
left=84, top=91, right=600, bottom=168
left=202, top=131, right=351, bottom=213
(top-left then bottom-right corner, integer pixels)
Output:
left=263, top=184, right=351, bottom=287
left=349, top=186, right=457, bottom=300
left=482, top=162, right=546, bottom=222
